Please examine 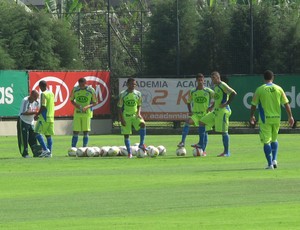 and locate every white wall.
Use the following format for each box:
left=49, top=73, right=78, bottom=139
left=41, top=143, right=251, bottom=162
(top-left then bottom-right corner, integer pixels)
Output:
left=0, top=119, right=112, bottom=136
